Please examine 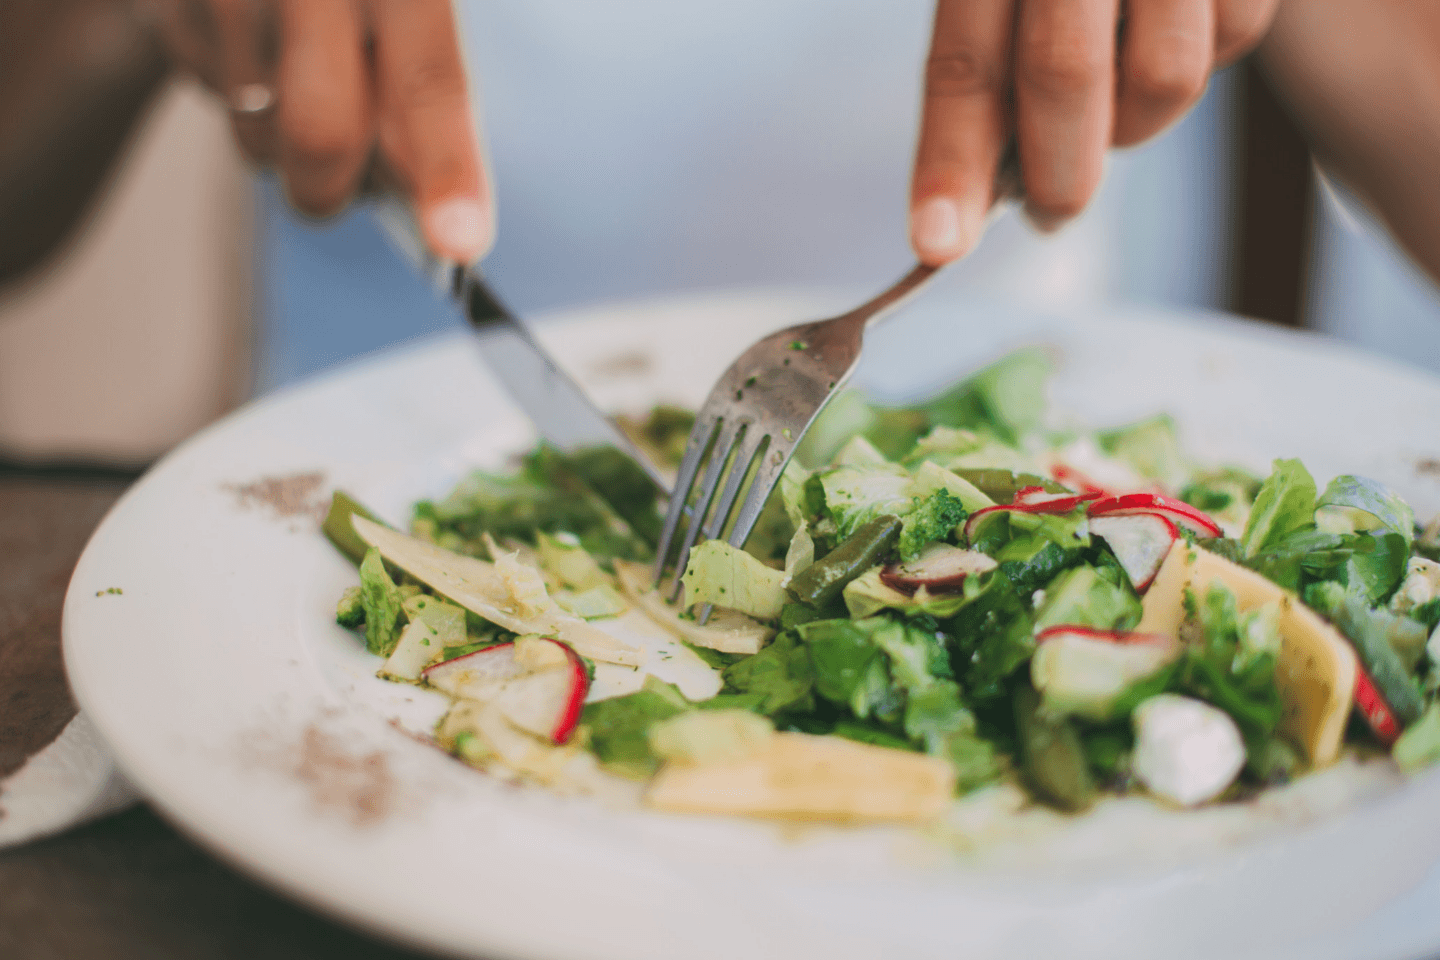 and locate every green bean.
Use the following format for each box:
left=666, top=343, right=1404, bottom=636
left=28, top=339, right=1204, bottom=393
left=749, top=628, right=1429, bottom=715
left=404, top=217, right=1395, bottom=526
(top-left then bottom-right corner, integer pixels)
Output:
left=787, top=515, right=902, bottom=608
left=1014, top=684, right=1095, bottom=812
left=953, top=469, right=1066, bottom=504
left=323, top=491, right=388, bottom=565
